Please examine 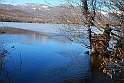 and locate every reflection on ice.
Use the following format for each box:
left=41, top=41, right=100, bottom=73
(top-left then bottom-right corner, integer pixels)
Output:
left=0, top=28, right=53, bottom=46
